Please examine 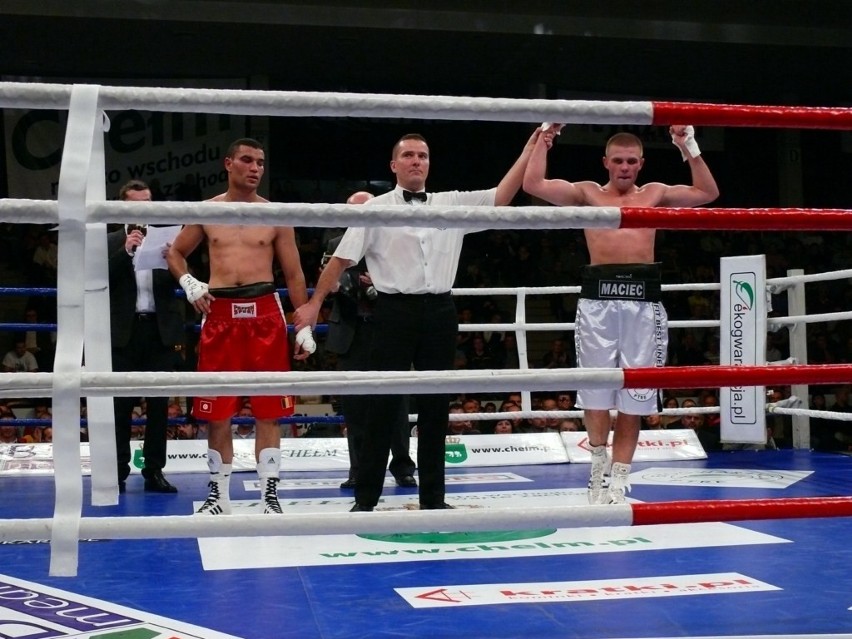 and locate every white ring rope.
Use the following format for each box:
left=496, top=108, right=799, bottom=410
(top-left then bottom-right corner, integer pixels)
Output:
left=0, top=81, right=654, bottom=124
left=768, top=310, right=852, bottom=328
left=768, top=268, right=852, bottom=293
left=450, top=406, right=728, bottom=423
left=92, top=201, right=628, bottom=229
left=459, top=398, right=852, bottom=425
left=0, top=506, right=633, bottom=543
left=768, top=406, right=852, bottom=421
left=0, top=369, right=626, bottom=399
